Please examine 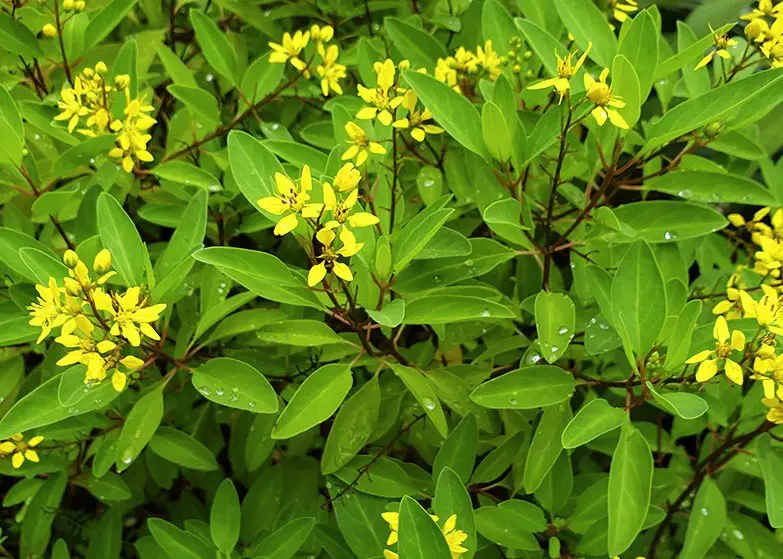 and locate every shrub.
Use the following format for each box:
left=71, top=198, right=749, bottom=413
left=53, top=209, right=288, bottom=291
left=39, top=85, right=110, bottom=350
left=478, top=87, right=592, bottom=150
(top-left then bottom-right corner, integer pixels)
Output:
left=1, top=0, right=783, bottom=557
